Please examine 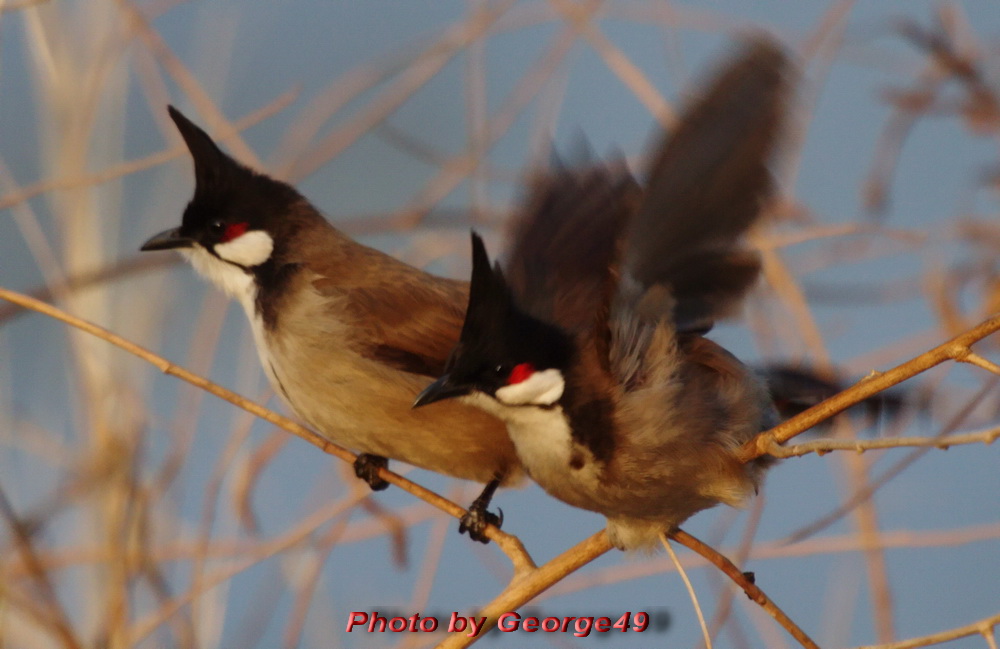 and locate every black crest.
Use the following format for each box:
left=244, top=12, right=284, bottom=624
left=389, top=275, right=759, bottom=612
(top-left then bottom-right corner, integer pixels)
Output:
left=168, top=105, right=253, bottom=202
left=461, top=233, right=513, bottom=344
left=165, top=106, right=308, bottom=246
left=448, top=233, right=573, bottom=393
